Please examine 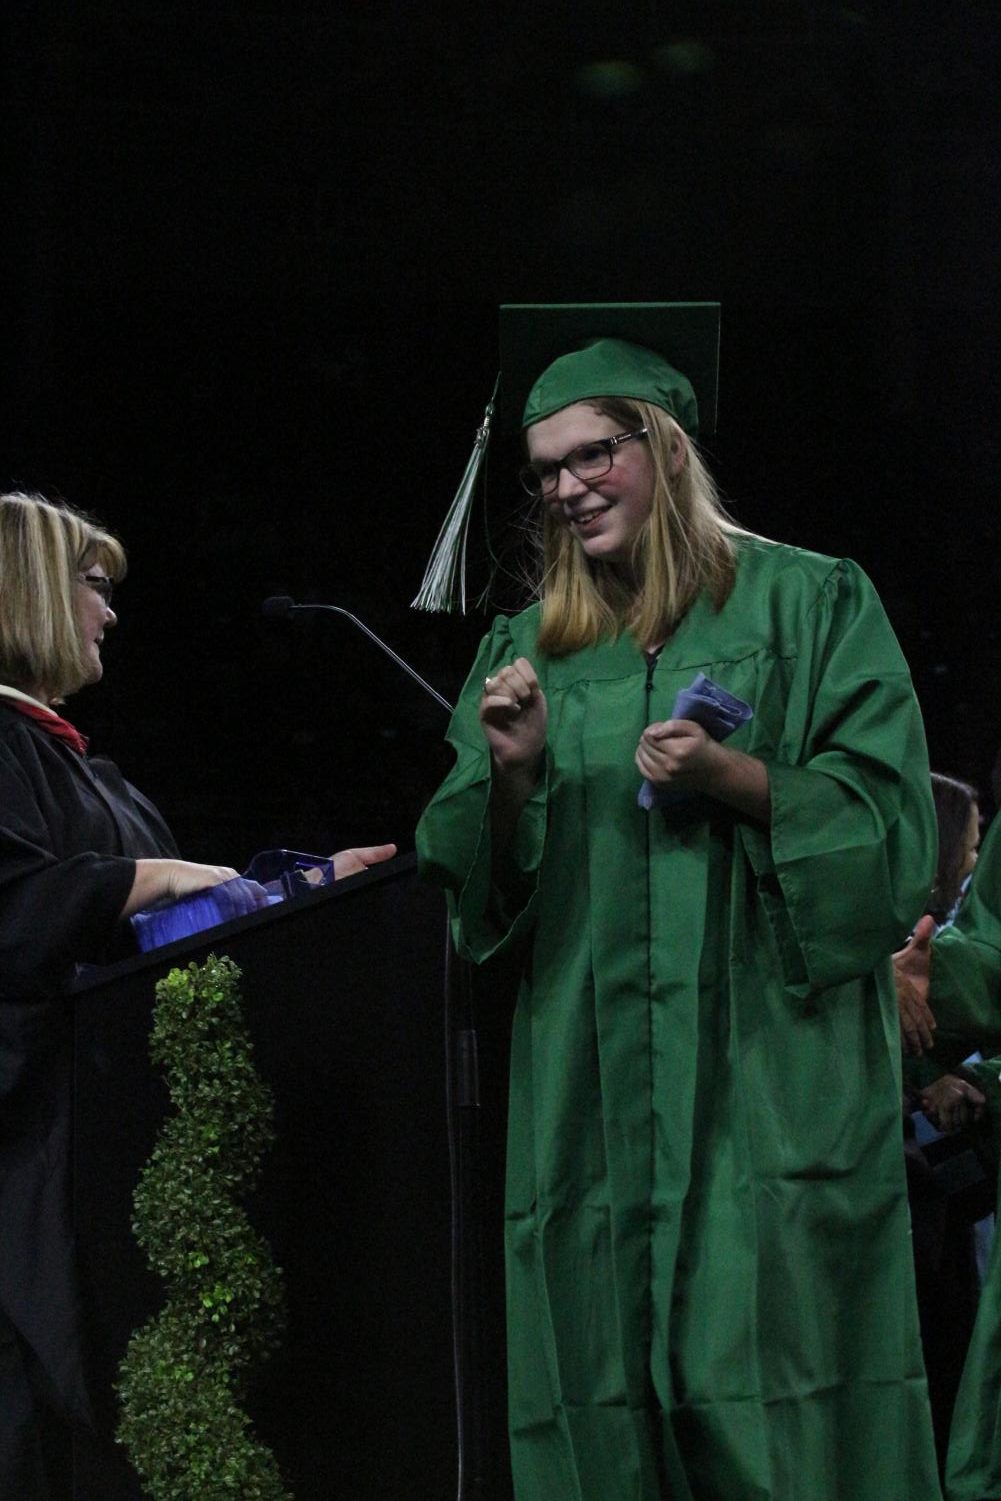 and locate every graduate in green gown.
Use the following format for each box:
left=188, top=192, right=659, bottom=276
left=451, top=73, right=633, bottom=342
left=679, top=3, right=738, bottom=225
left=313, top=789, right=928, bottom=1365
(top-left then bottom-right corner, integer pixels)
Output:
left=417, top=304, right=942, bottom=1500
left=897, top=813, right=1001, bottom=1500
